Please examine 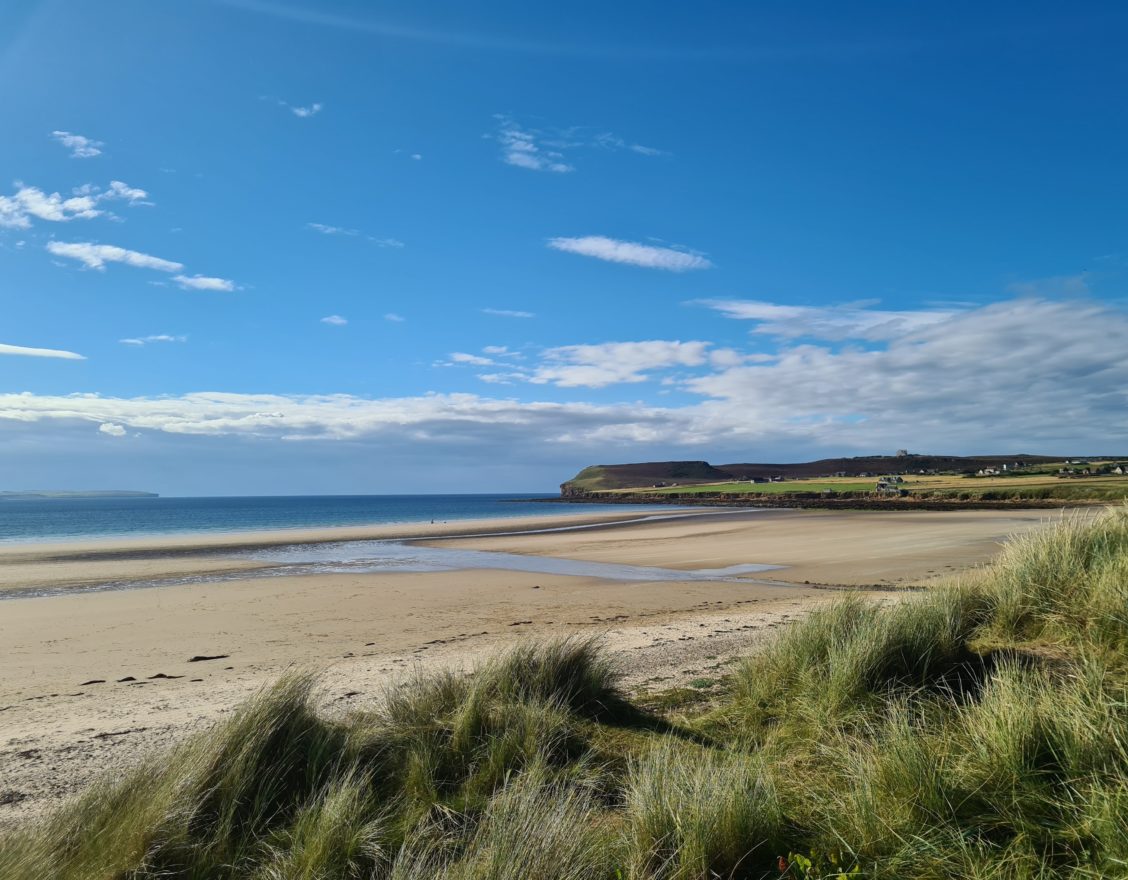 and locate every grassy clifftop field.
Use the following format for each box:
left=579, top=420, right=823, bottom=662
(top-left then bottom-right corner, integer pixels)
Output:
left=562, top=456, right=1128, bottom=504
left=5, top=509, right=1128, bottom=879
